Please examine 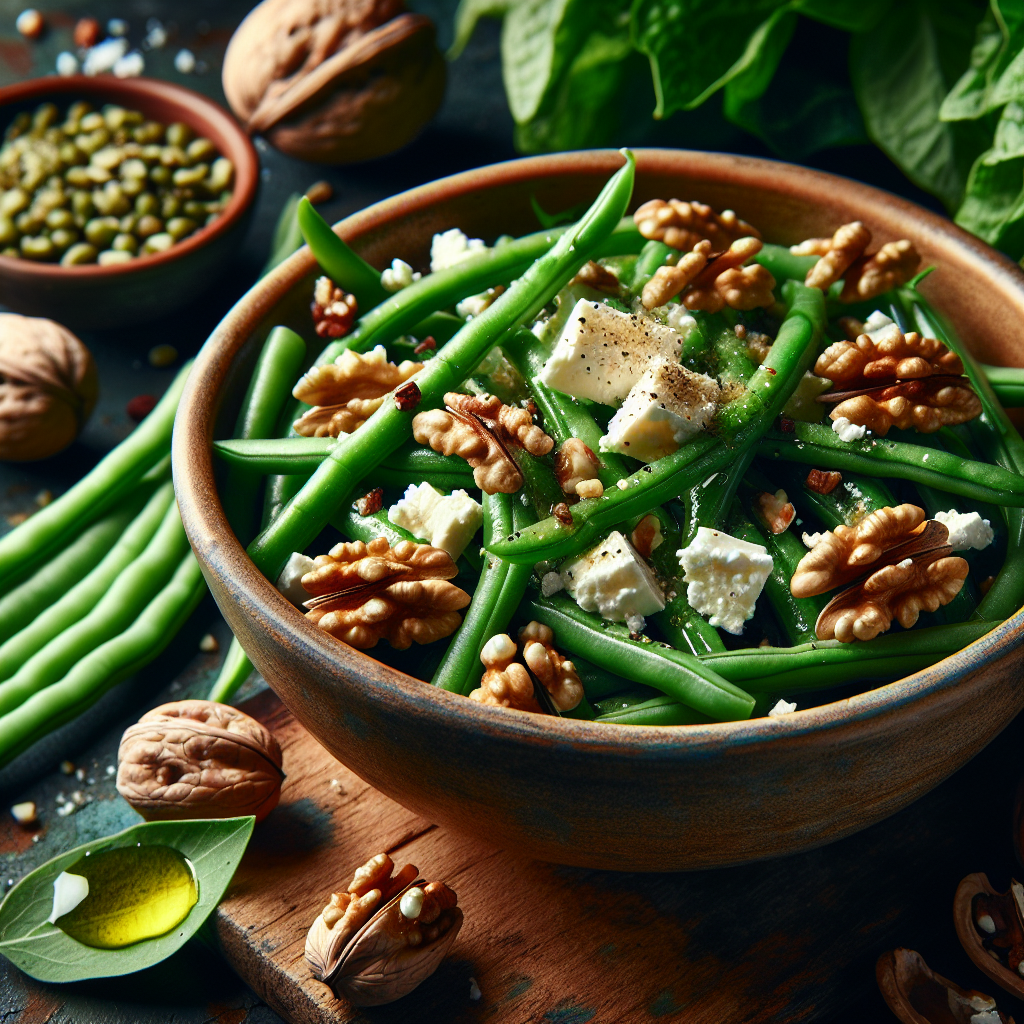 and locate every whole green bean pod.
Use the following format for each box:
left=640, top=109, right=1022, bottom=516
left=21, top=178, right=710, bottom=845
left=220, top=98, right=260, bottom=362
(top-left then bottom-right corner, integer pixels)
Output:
left=699, top=619, right=999, bottom=692
left=0, top=482, right=174, bottom=684
left=262, top=192, right=303, bottom=276
left=753, top=244, right=818, bottom=283
left=488, top=281, right=826, bottom=565
left=757, top=422, right=1024, bottom=507
left=247, top=150, right=638, bottom=582
left=0, top=500, right=190, bottom=717
left=0, top=362, right=190, bottom=593
left=0, top=552, right=206, bottom=769
left=596, top=694, right=711, bottom=726
left=524, top=593, right=754, bottom=721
